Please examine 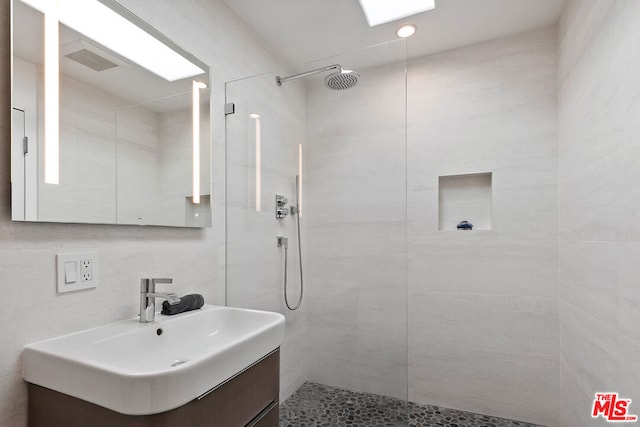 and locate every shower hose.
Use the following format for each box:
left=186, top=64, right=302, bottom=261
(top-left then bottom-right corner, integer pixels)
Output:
left=284, top=175, right=304, bottom=311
